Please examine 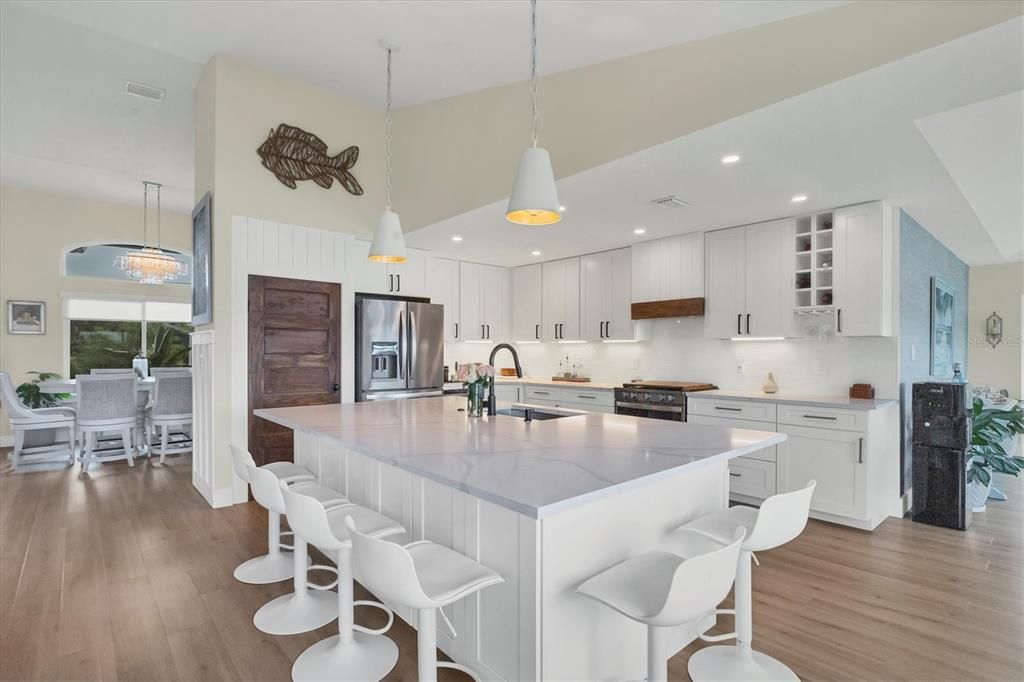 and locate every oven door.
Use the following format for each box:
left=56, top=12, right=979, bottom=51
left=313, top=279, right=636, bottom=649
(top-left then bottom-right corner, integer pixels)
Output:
left=614, top=401, right=684, bottom=421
